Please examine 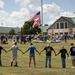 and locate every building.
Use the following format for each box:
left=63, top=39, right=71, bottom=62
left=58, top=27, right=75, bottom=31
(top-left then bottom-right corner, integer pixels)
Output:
left=39, top=25, right=50, bottom=35
left=47, top=16, right=75, bottom=35
left=0, top=26, right=20, bottom=34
